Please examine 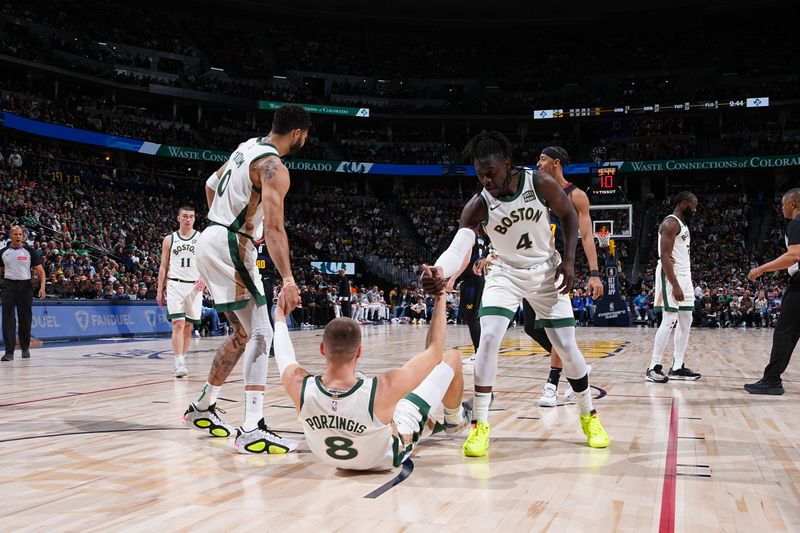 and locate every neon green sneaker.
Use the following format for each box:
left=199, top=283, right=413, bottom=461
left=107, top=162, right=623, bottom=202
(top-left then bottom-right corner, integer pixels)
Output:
left=580, top=413, right=610, bottom=448
left=463, top=421, right=491, bottom=457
